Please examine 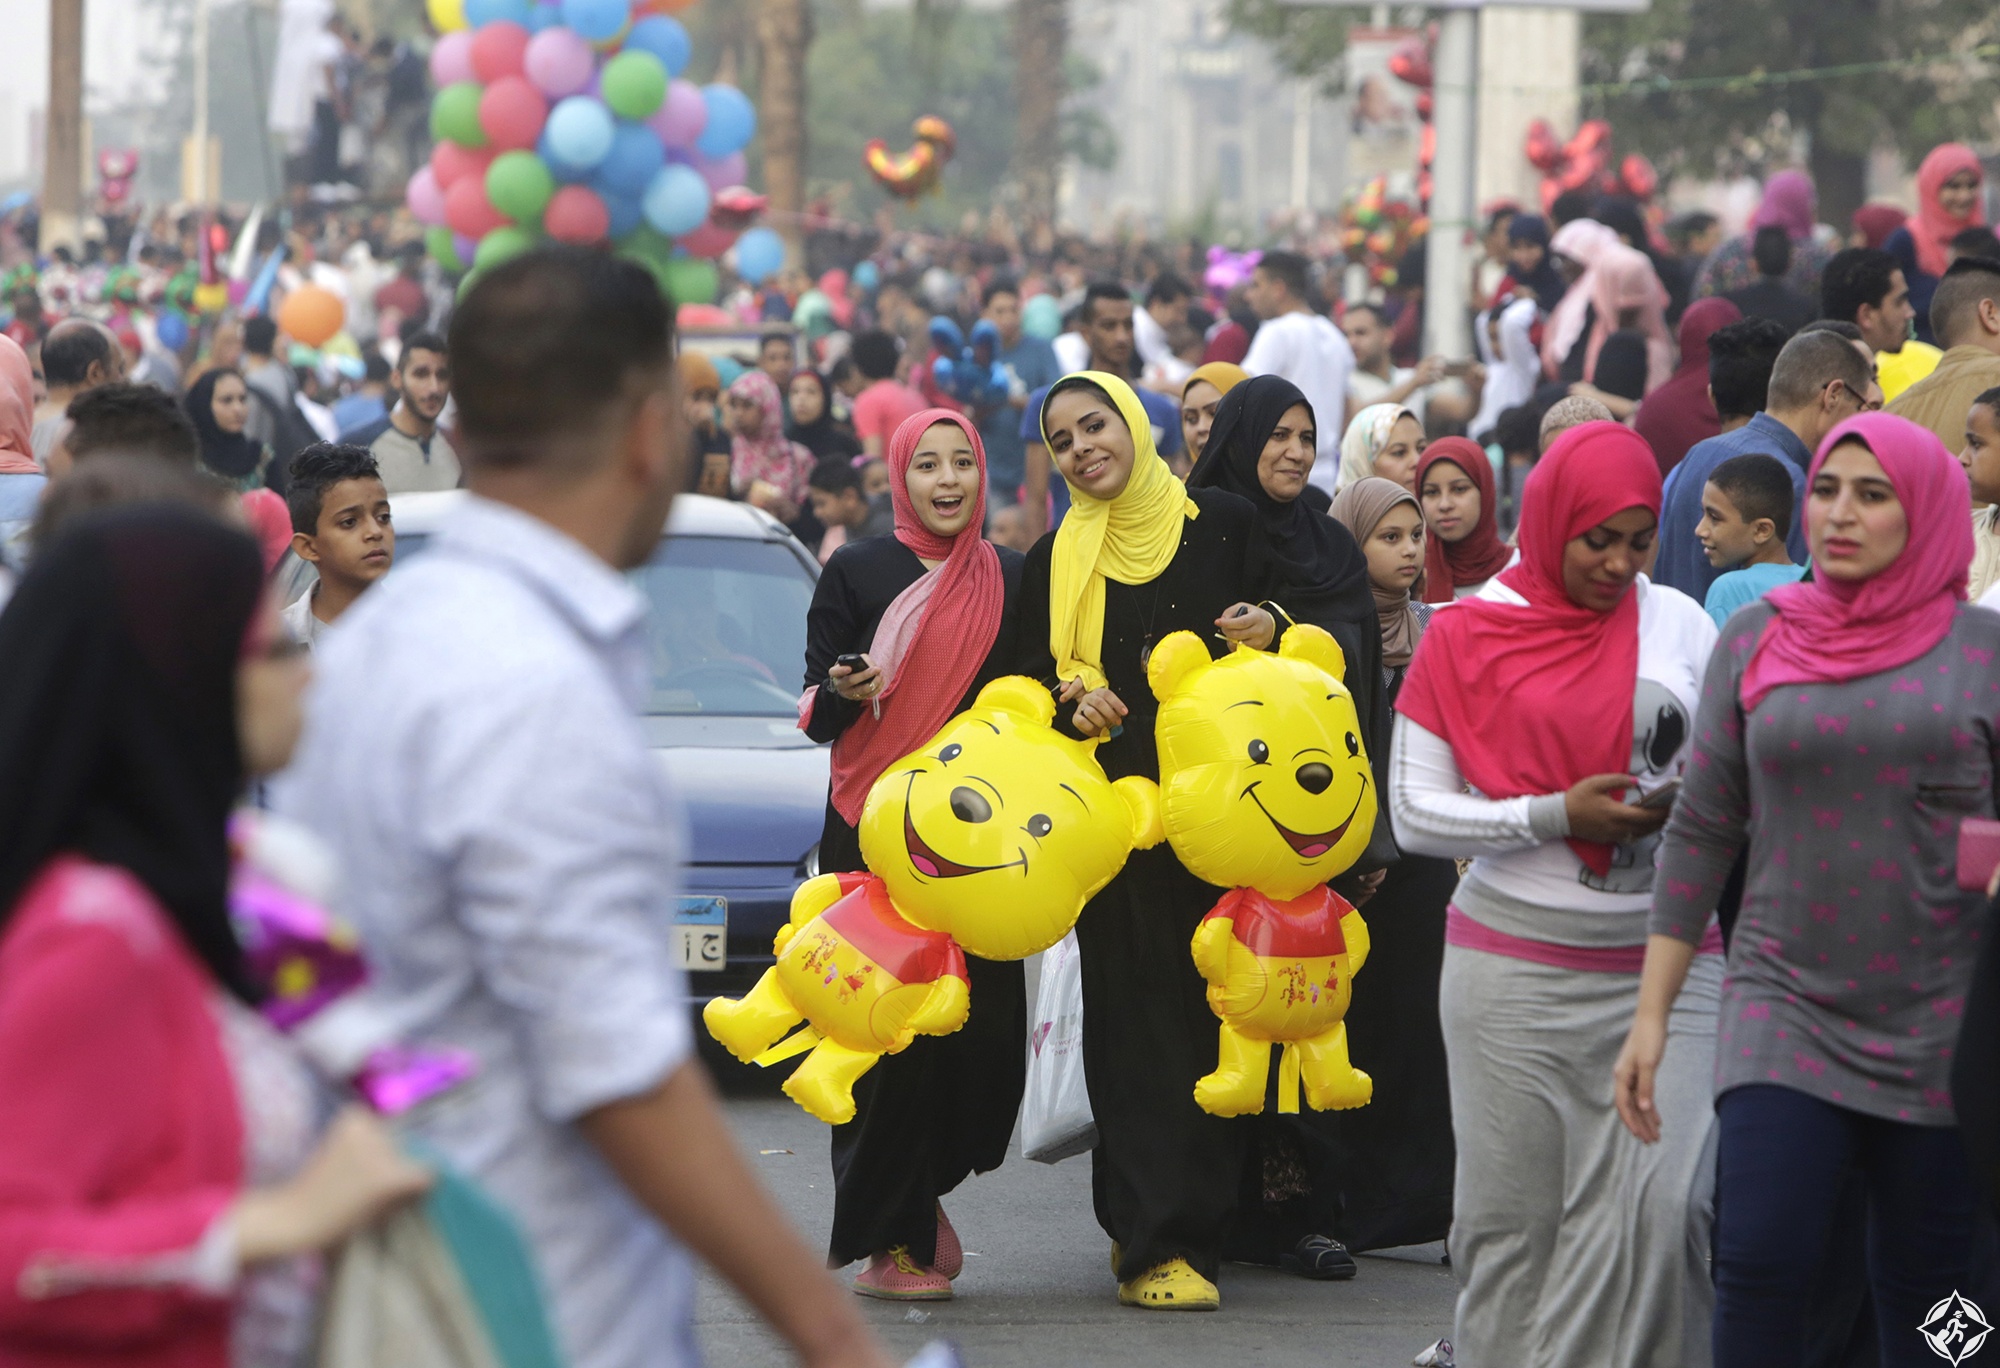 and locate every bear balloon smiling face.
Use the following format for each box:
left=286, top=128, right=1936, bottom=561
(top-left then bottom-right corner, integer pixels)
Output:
left=858, top=676, right=1164, bottom=961
left=1148, top=626, right=1377, bottom=901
